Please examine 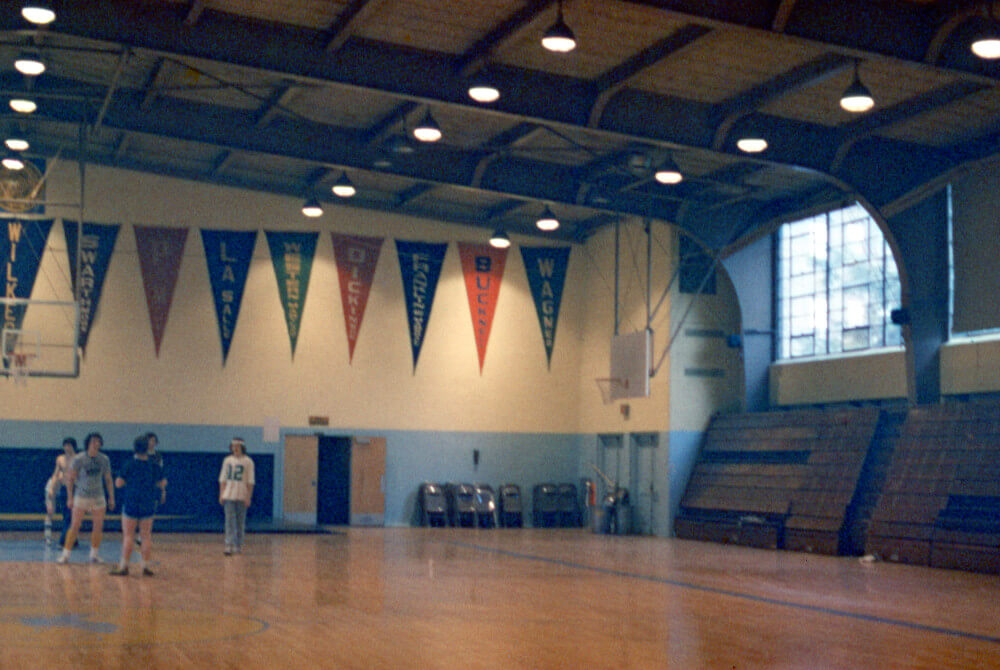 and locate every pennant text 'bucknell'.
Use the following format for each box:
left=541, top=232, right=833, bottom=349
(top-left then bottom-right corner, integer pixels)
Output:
left=458, top=242, right=507, bottom=373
